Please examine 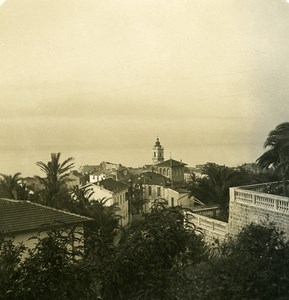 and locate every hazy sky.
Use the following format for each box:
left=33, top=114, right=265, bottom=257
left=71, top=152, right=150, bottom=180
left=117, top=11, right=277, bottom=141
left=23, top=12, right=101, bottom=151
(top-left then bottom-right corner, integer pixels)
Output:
left=1, top=0, right=289, bottom=176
